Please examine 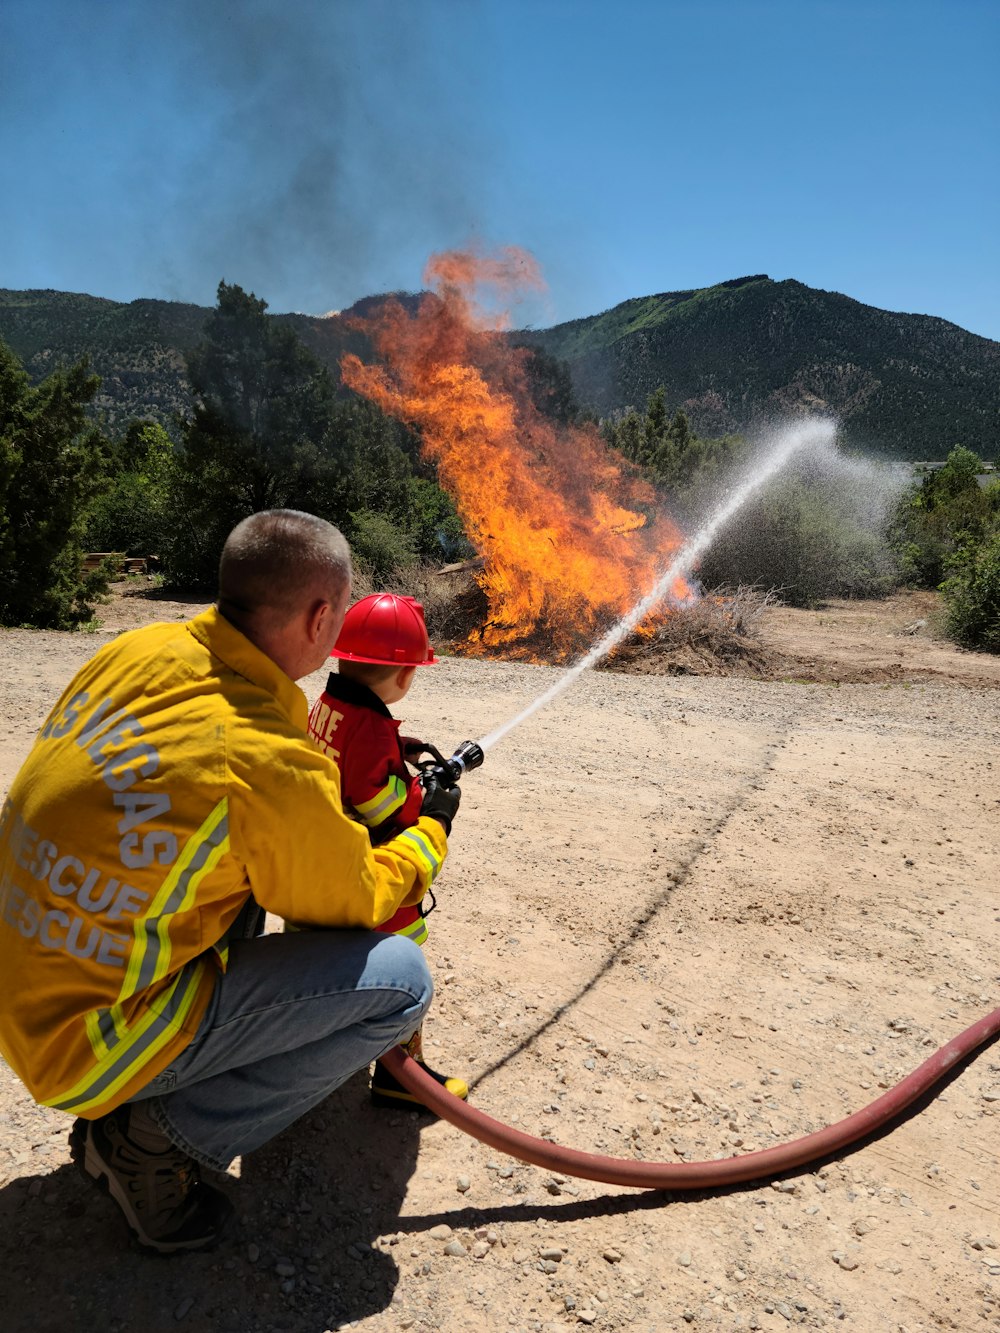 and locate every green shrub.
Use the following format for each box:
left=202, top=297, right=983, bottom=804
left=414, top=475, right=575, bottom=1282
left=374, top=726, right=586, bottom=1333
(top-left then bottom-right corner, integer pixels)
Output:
left=942, top=529, right=1000, bottom=652
left=699, top=475, right=897, bottom=607
left=347, top=509, right=418, bottom=582
left=83, top=421, right=175, bottom=557
left=892, top=447, right=1000, bottom=589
